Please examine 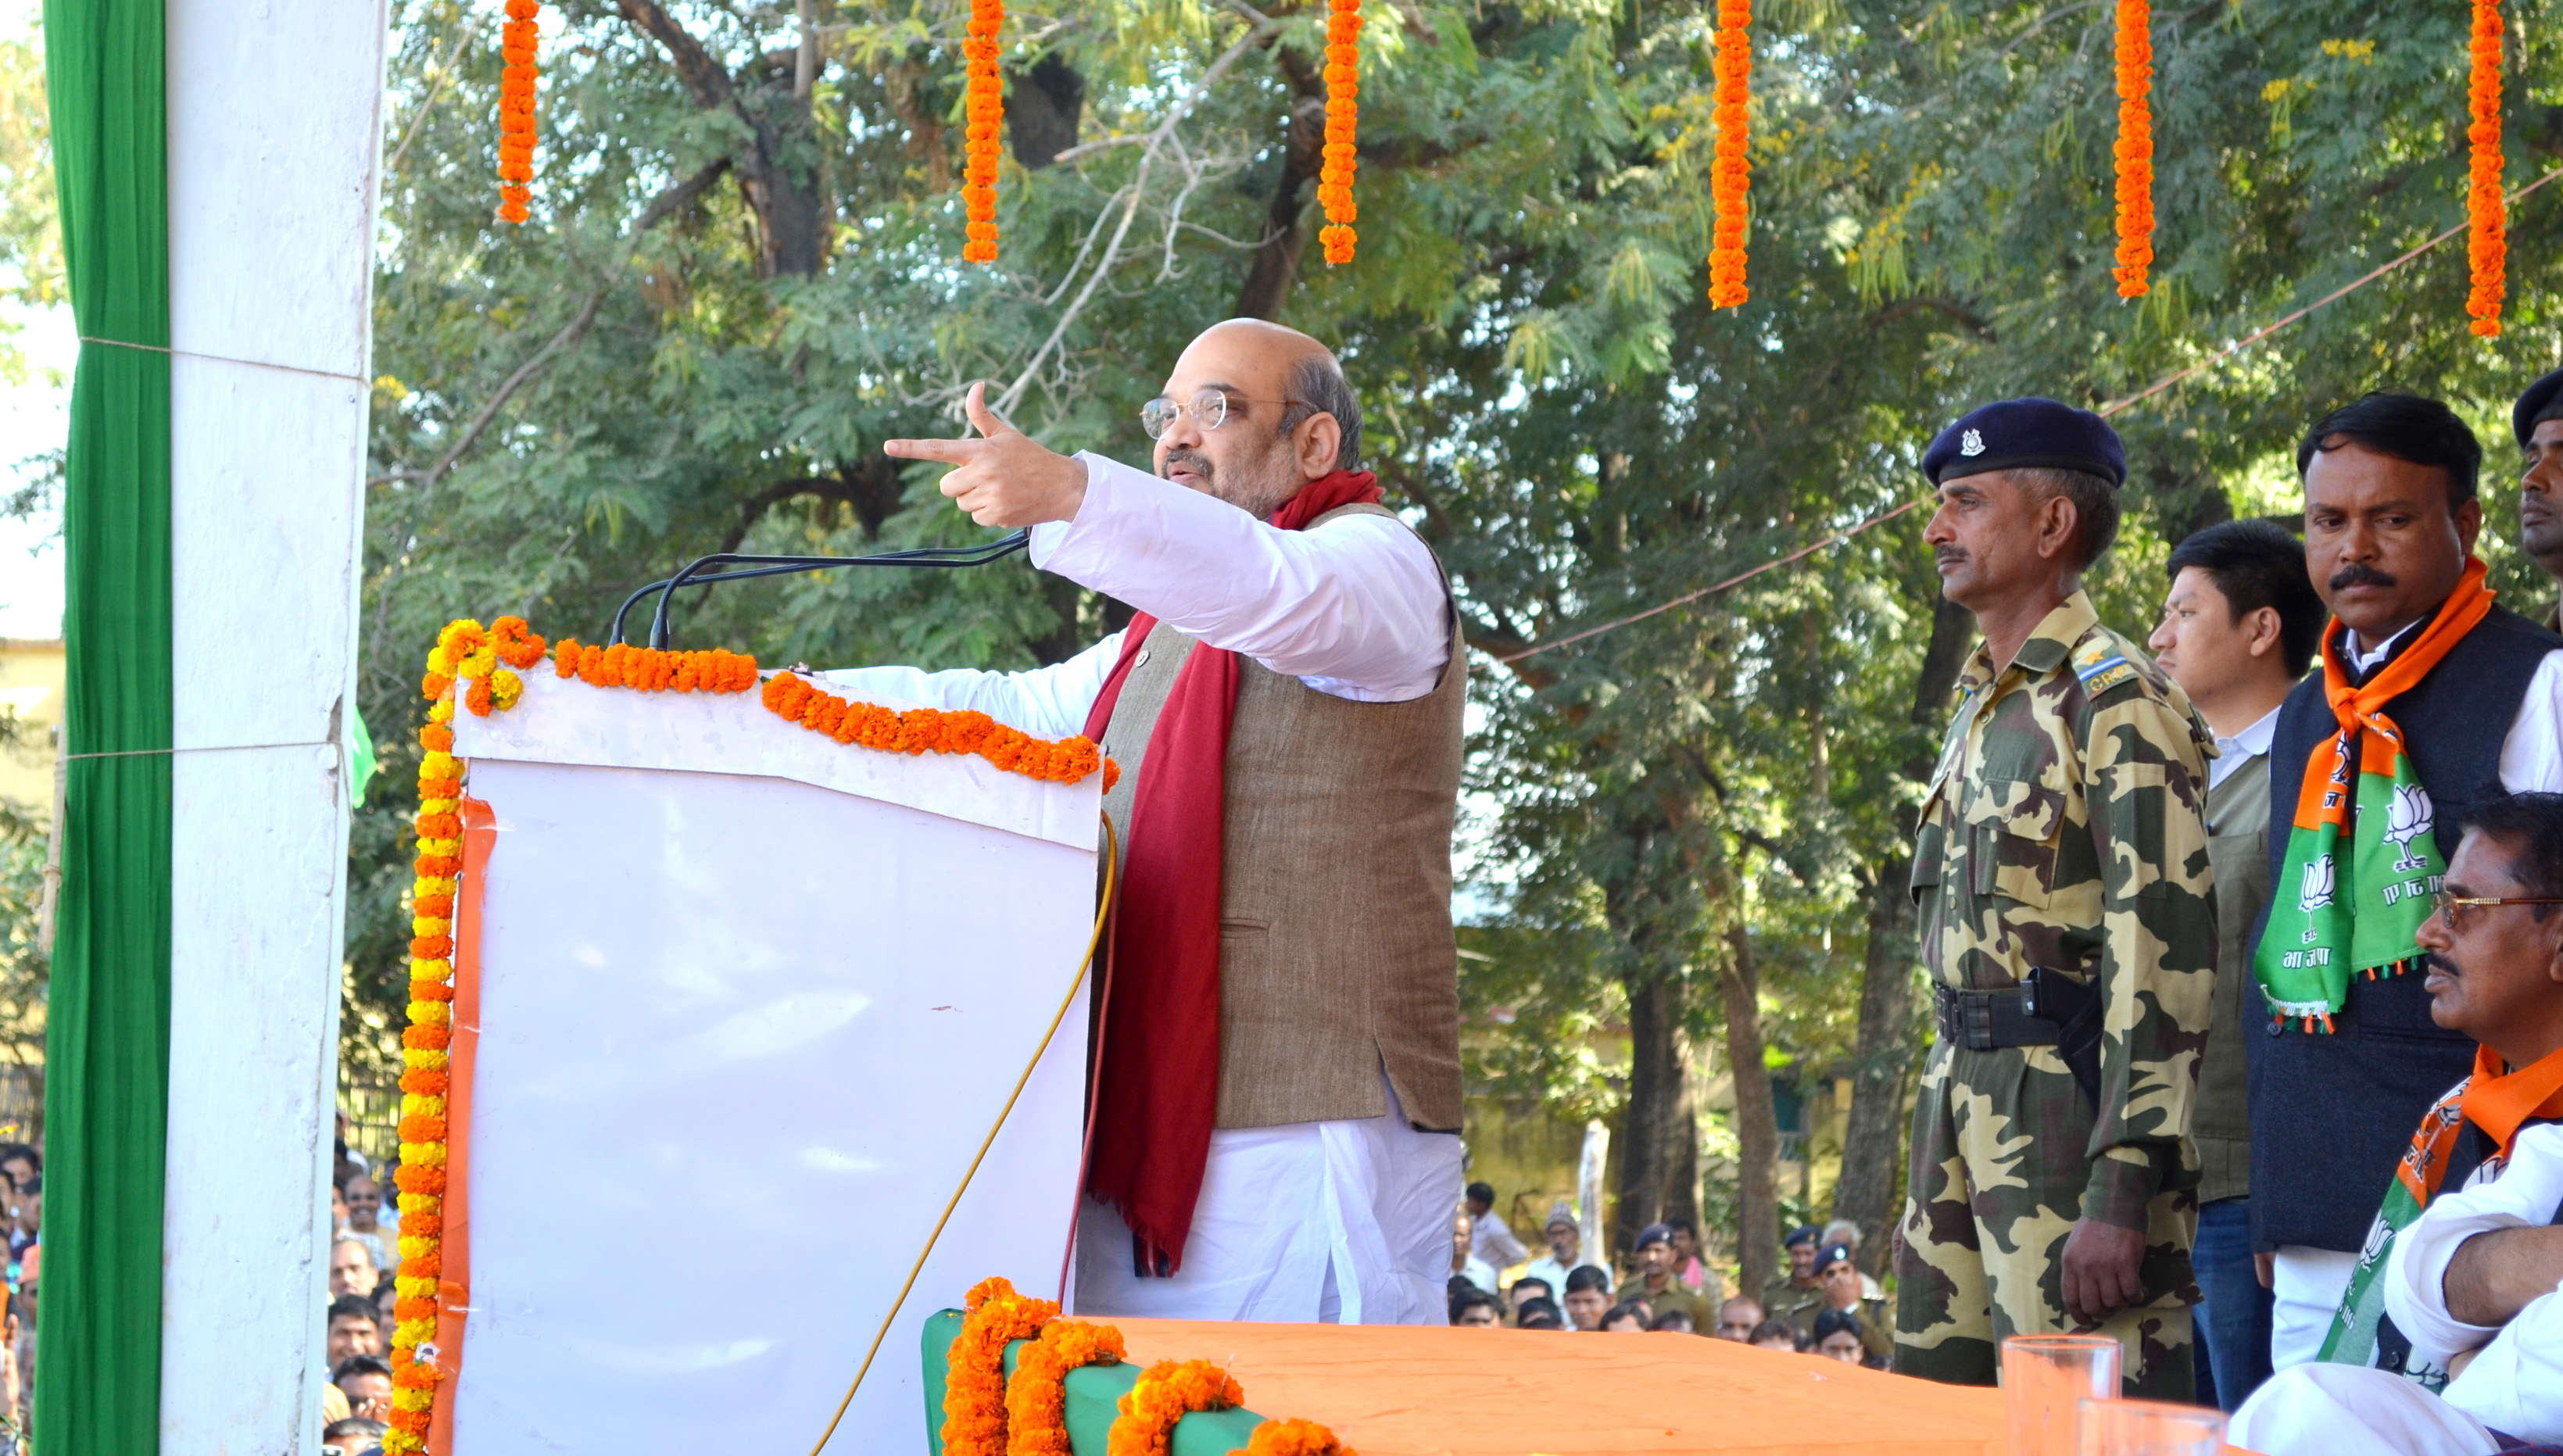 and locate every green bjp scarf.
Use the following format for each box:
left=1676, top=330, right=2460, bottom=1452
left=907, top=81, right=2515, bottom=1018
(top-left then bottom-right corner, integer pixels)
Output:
left=2256, top=560, right=2493, bottom=1032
